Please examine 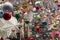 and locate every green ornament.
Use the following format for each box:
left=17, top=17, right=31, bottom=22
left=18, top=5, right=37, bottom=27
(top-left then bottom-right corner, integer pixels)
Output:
left=15, top=12, right=20, bottom=20
left=54, top=36, right=58, bottom=40
left=33, top=15, right=40, bottom=20
left=53, top=23, right=57, bottom=28
left=24, top=20, right=29, bottom=24
left=37, top=15, right=40, bottom=20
